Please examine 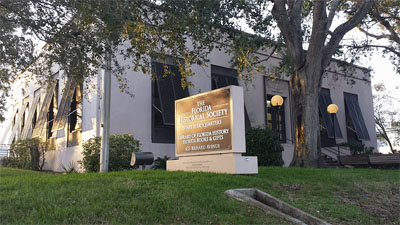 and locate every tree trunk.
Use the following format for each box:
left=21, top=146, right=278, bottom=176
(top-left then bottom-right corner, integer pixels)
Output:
left=290, top=67, right=322, bottom=167
left=271, top=0, right=373, bottom=167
